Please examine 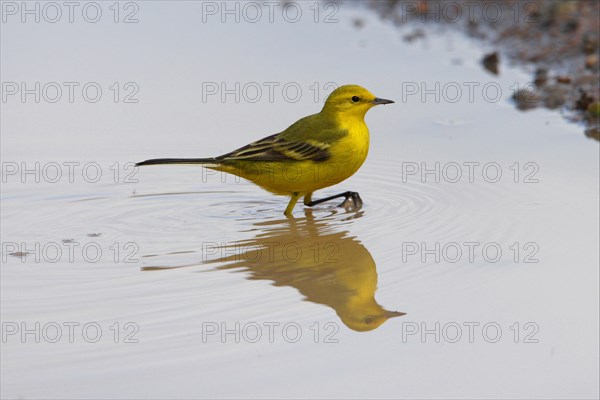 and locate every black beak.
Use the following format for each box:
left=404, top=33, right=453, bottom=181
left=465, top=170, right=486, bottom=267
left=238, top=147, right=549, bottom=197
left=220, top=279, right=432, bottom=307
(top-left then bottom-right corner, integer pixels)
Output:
left=372, top=97, right=394, bottom=105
